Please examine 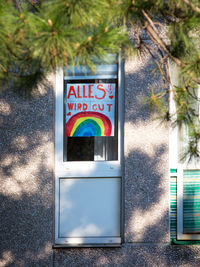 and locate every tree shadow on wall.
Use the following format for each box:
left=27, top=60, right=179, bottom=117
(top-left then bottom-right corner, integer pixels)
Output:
left=52, top=56, right=200, bottom=266
left=0, top=55, right=200, bottom=267
left=53, top=145, right=200, bottom=267
left=0, top=83, right=54, bottom=266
